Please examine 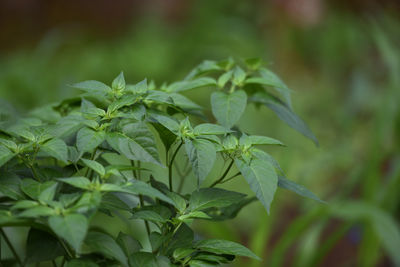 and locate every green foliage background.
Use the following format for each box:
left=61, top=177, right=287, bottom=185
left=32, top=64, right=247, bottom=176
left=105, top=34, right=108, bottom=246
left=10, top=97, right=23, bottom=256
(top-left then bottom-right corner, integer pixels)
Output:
left=0, top=1, right=399, bottom=266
